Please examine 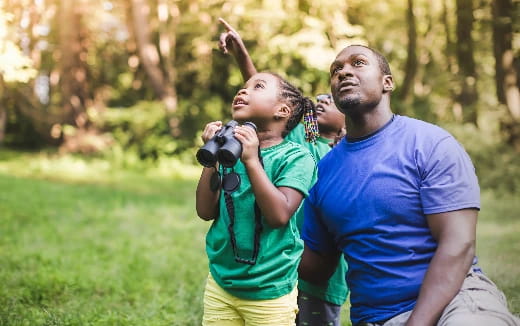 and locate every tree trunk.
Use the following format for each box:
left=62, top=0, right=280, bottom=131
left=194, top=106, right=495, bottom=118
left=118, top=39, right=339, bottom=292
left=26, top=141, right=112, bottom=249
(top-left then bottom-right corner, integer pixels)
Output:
left=492, top=0, right=520, bottom=120
left=442, top=0, right=456, bottom=73
left=130, top=0, right=177, bottom=112
left=158, top=0, right=179, bottom=113
left=59, top=0, right=90, bottom=128
left=0, top=76, right=5, bottom=145
left=399, top=0, right=418, bottom=103
left=455, top=0, right=478, bottom=124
